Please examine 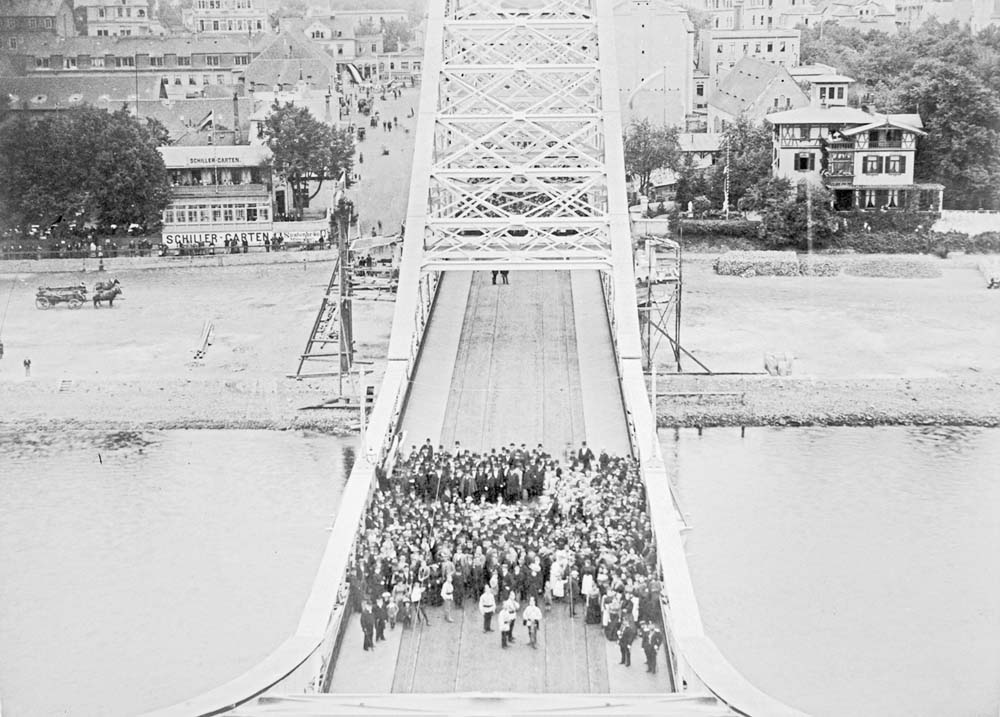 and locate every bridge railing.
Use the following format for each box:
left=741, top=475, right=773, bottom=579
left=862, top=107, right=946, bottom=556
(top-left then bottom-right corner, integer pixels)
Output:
left=142, top=270, right=440, bottom=717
